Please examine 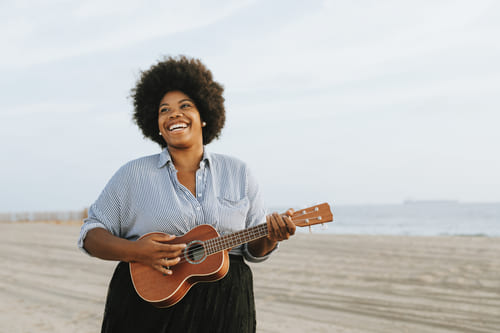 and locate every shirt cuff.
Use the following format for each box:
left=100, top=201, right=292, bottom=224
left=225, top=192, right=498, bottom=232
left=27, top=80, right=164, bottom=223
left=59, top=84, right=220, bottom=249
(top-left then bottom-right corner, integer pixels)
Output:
left=77, top=222, right=108, bottom=255
left=242, top=242, right=279, bottom=263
